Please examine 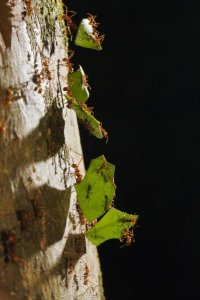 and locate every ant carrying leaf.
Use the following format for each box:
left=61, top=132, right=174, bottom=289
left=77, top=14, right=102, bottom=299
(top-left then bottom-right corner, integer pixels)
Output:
left=75, top=15, right=105, bottom=51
